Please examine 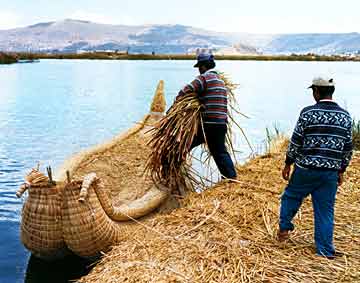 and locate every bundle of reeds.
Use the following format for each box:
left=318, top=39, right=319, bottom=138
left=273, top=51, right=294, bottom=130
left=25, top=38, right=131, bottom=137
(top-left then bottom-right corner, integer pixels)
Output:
left=146, top=73, right=251, bottom=193
left=146, top=94, right=203, bottom=193
left=219, top=72, right=253, bottom=155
